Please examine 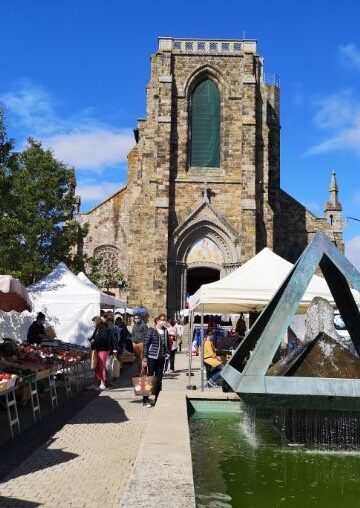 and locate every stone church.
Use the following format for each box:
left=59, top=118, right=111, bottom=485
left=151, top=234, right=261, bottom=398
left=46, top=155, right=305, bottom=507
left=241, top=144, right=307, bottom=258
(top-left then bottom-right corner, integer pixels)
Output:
left=77, top=37, right=343, bottom=317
